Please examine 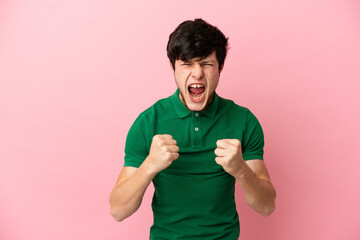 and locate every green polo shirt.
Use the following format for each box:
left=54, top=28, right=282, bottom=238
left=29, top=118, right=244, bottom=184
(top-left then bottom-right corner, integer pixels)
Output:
left=124, top=89, right=264, bottom=240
